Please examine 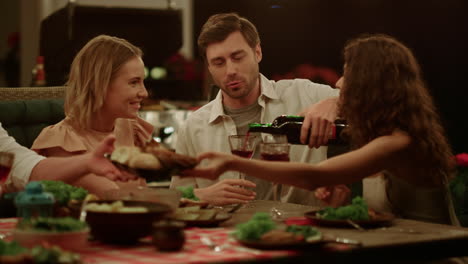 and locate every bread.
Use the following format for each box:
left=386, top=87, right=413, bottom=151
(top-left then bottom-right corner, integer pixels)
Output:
left=128, top=153, right=162, bottom=170
left=110, top=142, right=197, bottom=172
left=110, top=146, right=141, bottom=165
